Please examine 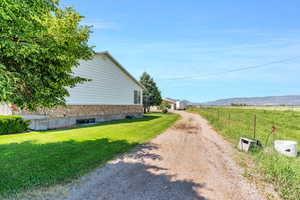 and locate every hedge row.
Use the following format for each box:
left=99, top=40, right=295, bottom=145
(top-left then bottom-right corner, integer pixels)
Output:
left=0, top=116, right=30, bottom=134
